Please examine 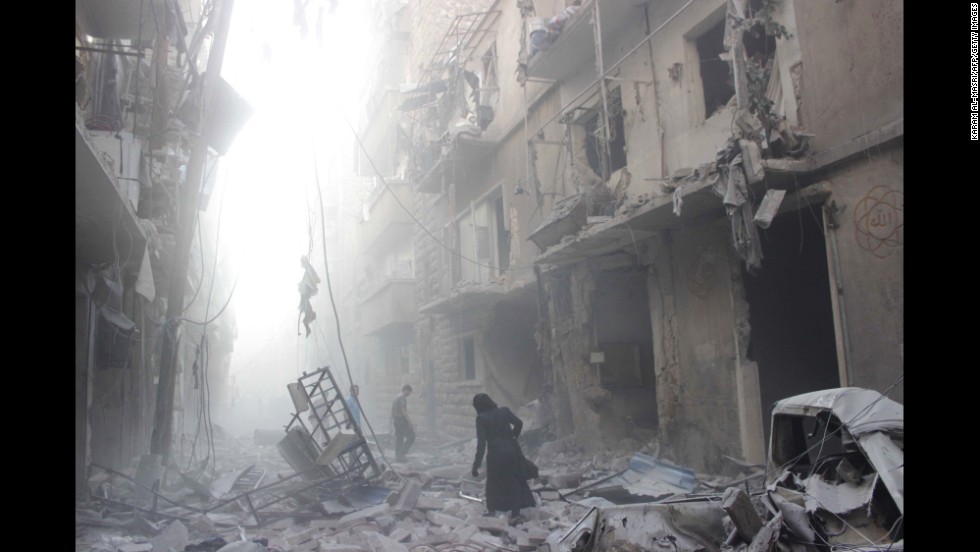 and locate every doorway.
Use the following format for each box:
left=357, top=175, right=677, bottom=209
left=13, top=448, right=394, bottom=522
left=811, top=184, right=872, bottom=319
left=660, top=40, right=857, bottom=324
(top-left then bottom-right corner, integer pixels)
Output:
left=742, top=207, right=840, bottom=442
